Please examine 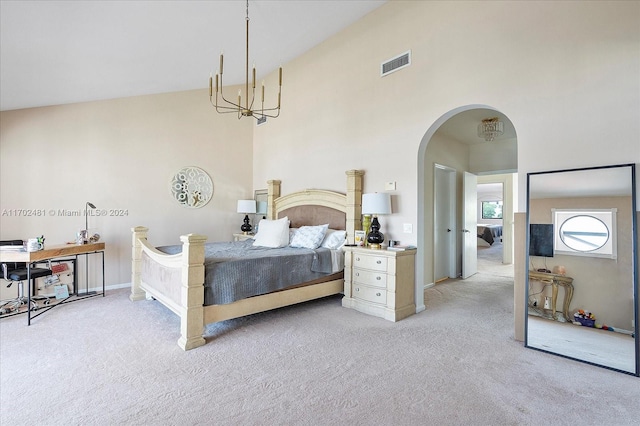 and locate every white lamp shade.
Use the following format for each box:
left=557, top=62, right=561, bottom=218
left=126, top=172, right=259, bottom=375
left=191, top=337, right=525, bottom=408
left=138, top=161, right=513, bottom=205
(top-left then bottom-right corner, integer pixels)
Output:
left=237, top=199, right=257, bottom=214
left=362, top=193, right=391, bottom=215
